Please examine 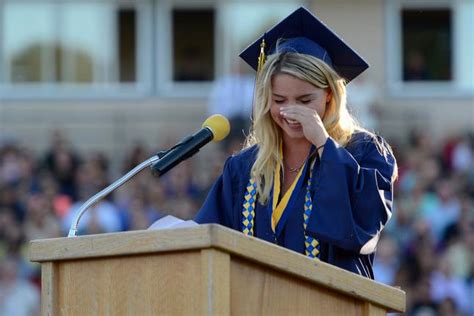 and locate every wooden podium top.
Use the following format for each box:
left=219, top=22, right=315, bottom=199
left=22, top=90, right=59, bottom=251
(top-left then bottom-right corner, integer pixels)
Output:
left=30, top=224, right=405, bottom=313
